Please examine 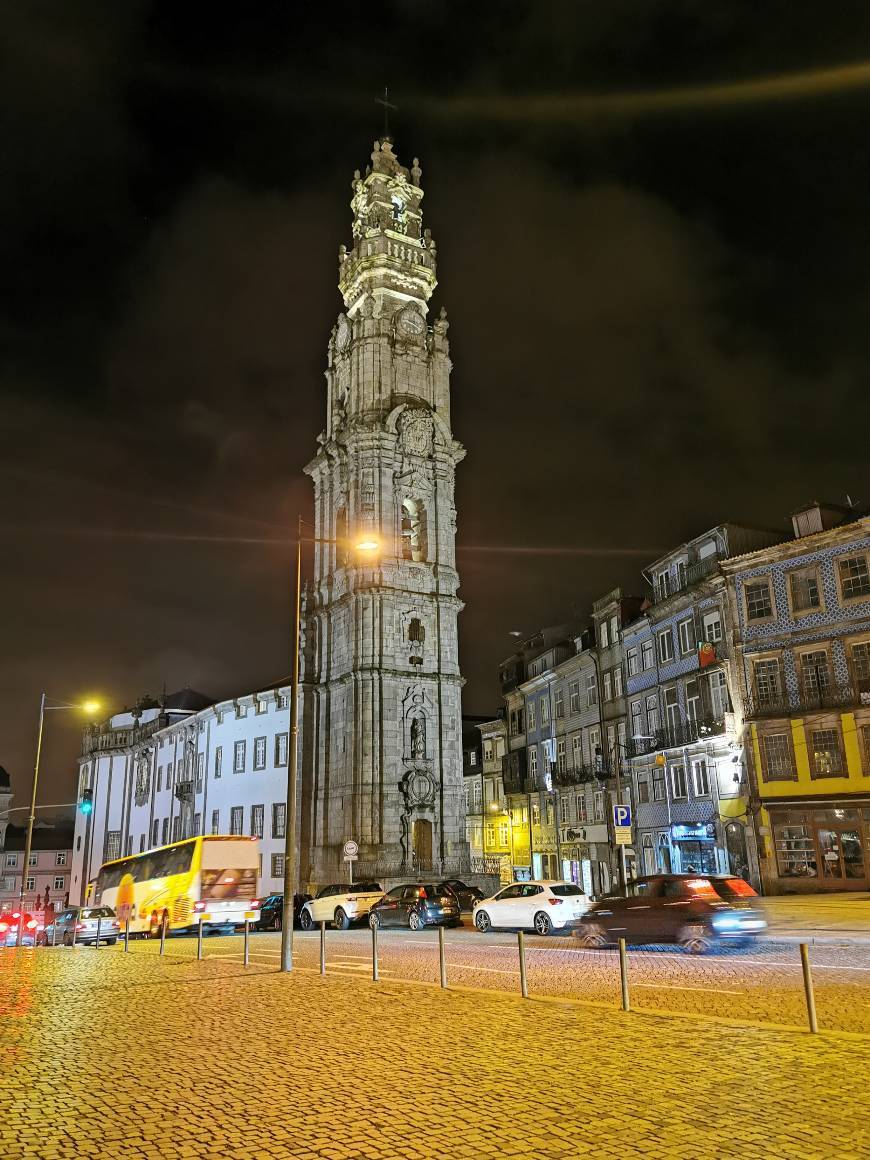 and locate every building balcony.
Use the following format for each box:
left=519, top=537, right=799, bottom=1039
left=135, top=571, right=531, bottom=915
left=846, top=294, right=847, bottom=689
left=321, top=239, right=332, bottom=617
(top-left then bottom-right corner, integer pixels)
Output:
left=625, top=715, right=726, bottom=757
left=552, top=761, right=613, bottom=788
left=744, top=681, right=870, bottom=719
left=652, top=553, right=720, bottom=604
left=82, top=716, right=163, bottom=756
